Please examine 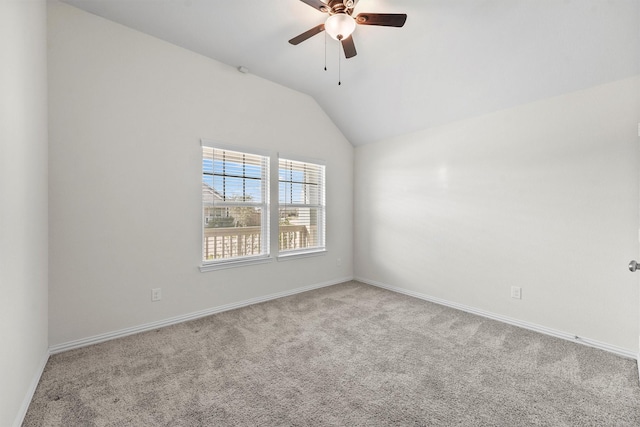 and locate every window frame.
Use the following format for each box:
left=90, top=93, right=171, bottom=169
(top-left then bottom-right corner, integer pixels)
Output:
left=200, top=141, right=272, bottom=271
left=277, top=155, right=326, bottom=259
